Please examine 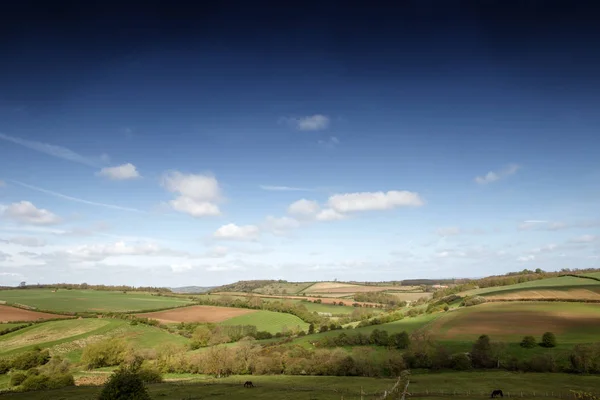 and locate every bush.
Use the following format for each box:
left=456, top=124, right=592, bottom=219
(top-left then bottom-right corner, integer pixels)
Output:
left=520, top=335, right=537, bottom=348
left=541, top=332, right=557, bottom=348
left=10, top=372, right=27, bottom=386
left=98, top=367, right=151, bottom=400
left=136, top=366, right=162, bottom=383
left=450, top=353, right=472, bottom=370
left=462, top=296, right=486, bottom=307
left=82, top=338, right=129, bottom=369
left=11, top=348, right=50, bottom=370
left=0, top=358, right=10, bottom=374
